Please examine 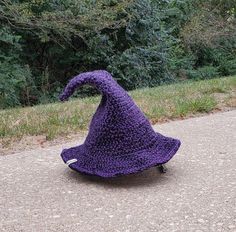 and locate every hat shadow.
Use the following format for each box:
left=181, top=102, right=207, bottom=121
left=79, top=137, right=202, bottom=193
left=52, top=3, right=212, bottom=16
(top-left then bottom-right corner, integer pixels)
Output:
left=64, top=165, right=178, bottom=189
